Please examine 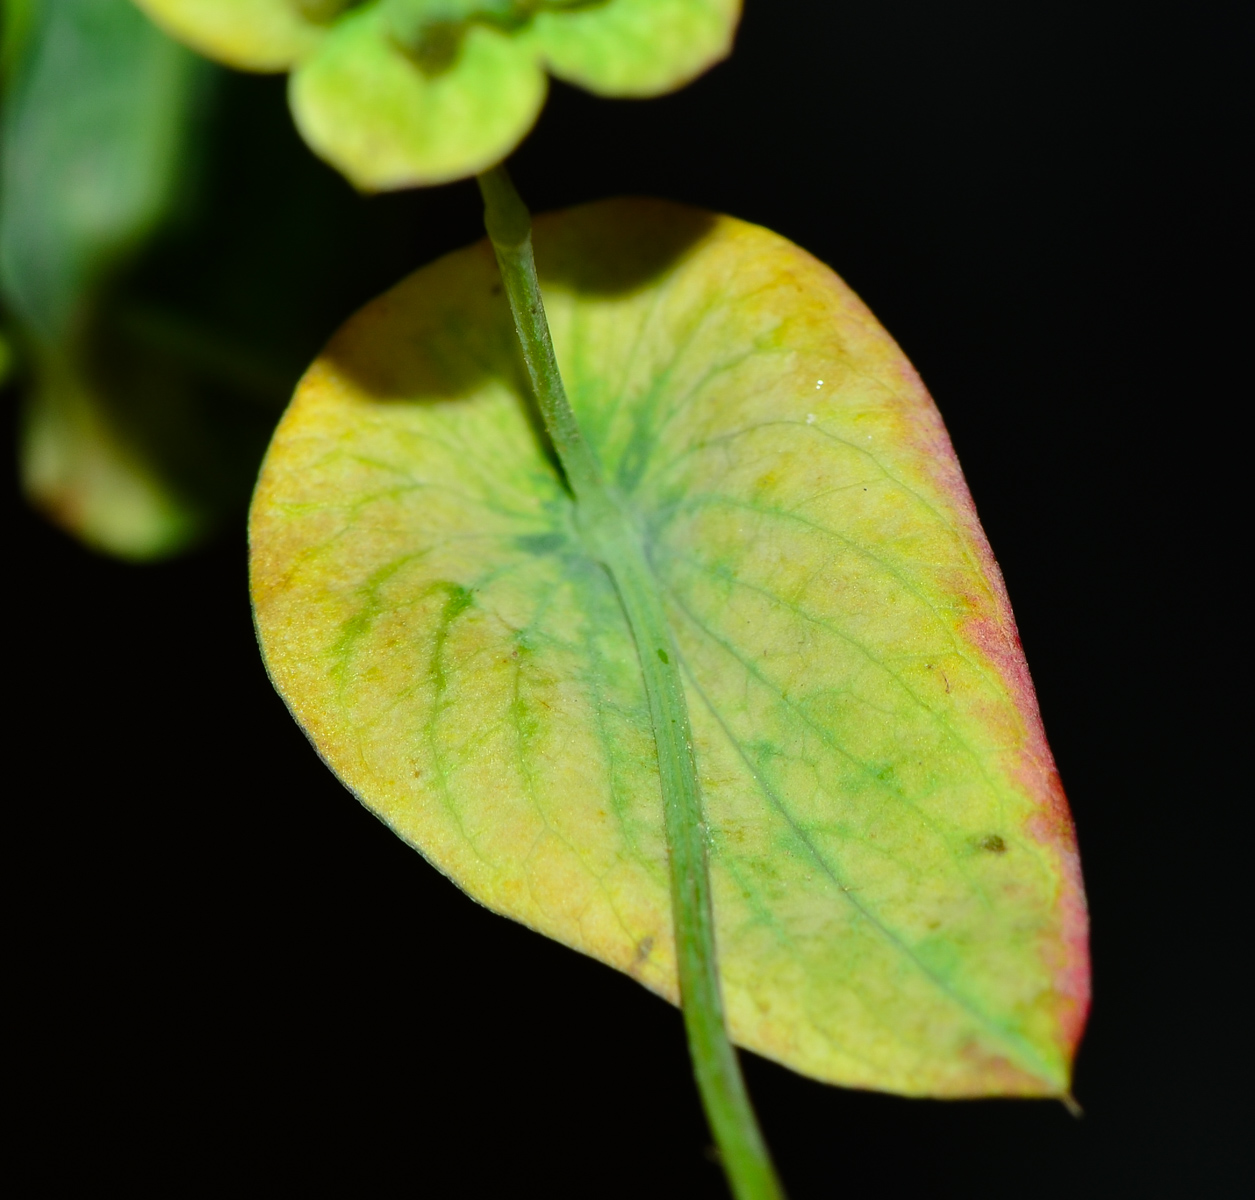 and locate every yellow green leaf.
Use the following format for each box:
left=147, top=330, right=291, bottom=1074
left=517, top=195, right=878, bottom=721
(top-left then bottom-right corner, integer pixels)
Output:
left=249, top=199, right=1089, bottom=1097
left=531, top=0, right=740, bottom=96
left=289, top=7, right=547, bottom=190
left=21, top=356, right=206, bottom=559
left=131, top=0, right=324, bottom=71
